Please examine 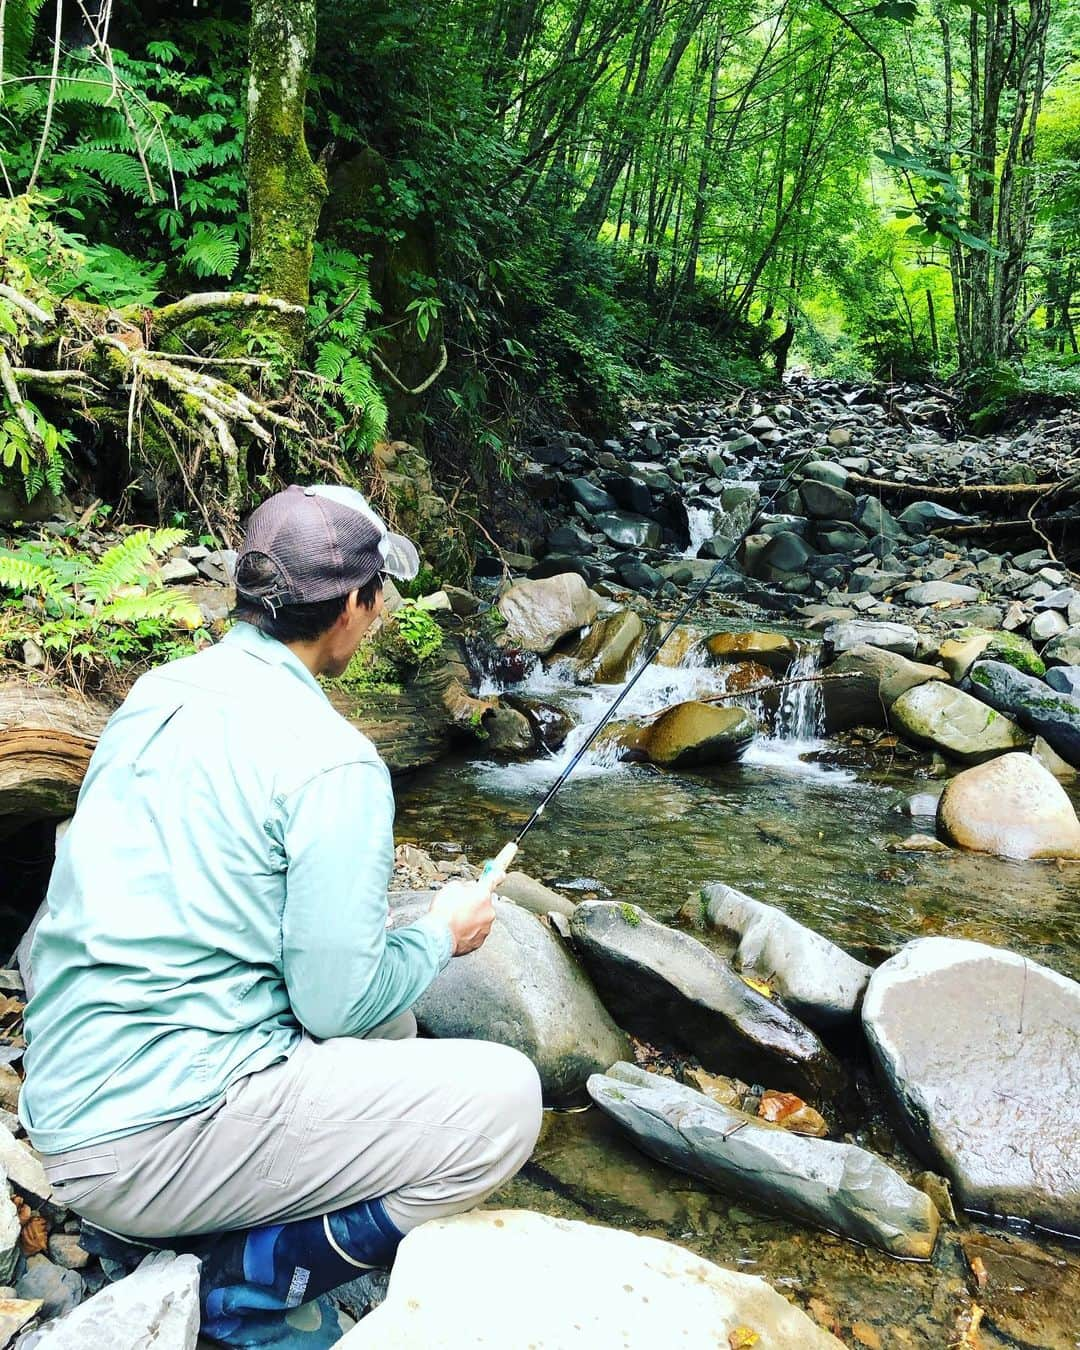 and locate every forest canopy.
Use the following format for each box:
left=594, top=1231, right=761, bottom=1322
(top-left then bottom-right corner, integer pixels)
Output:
left=0, top=0, right=1077, bottom=529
